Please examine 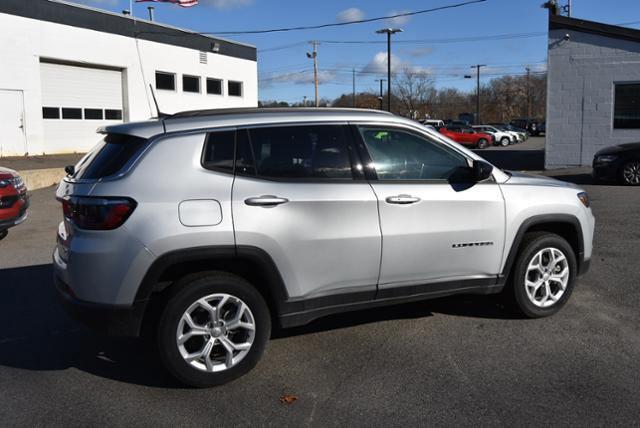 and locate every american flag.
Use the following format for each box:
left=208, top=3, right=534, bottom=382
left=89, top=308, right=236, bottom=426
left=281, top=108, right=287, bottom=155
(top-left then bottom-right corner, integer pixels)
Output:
left=135, top=0, right=199, bottom=7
